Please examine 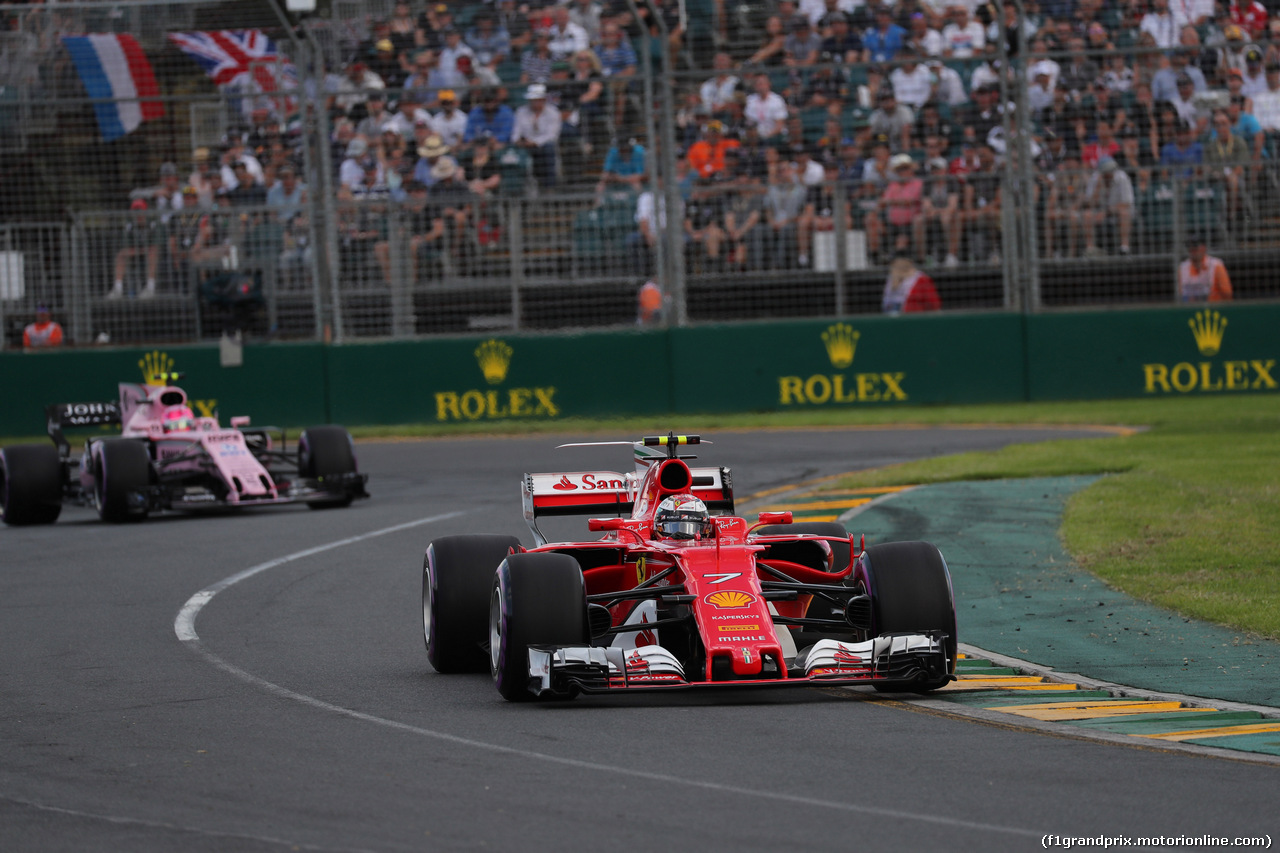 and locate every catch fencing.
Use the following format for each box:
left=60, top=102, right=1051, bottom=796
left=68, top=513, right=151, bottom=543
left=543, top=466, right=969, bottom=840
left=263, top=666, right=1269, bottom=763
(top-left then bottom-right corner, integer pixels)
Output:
left=3, top=0, right=1280, bottom=348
